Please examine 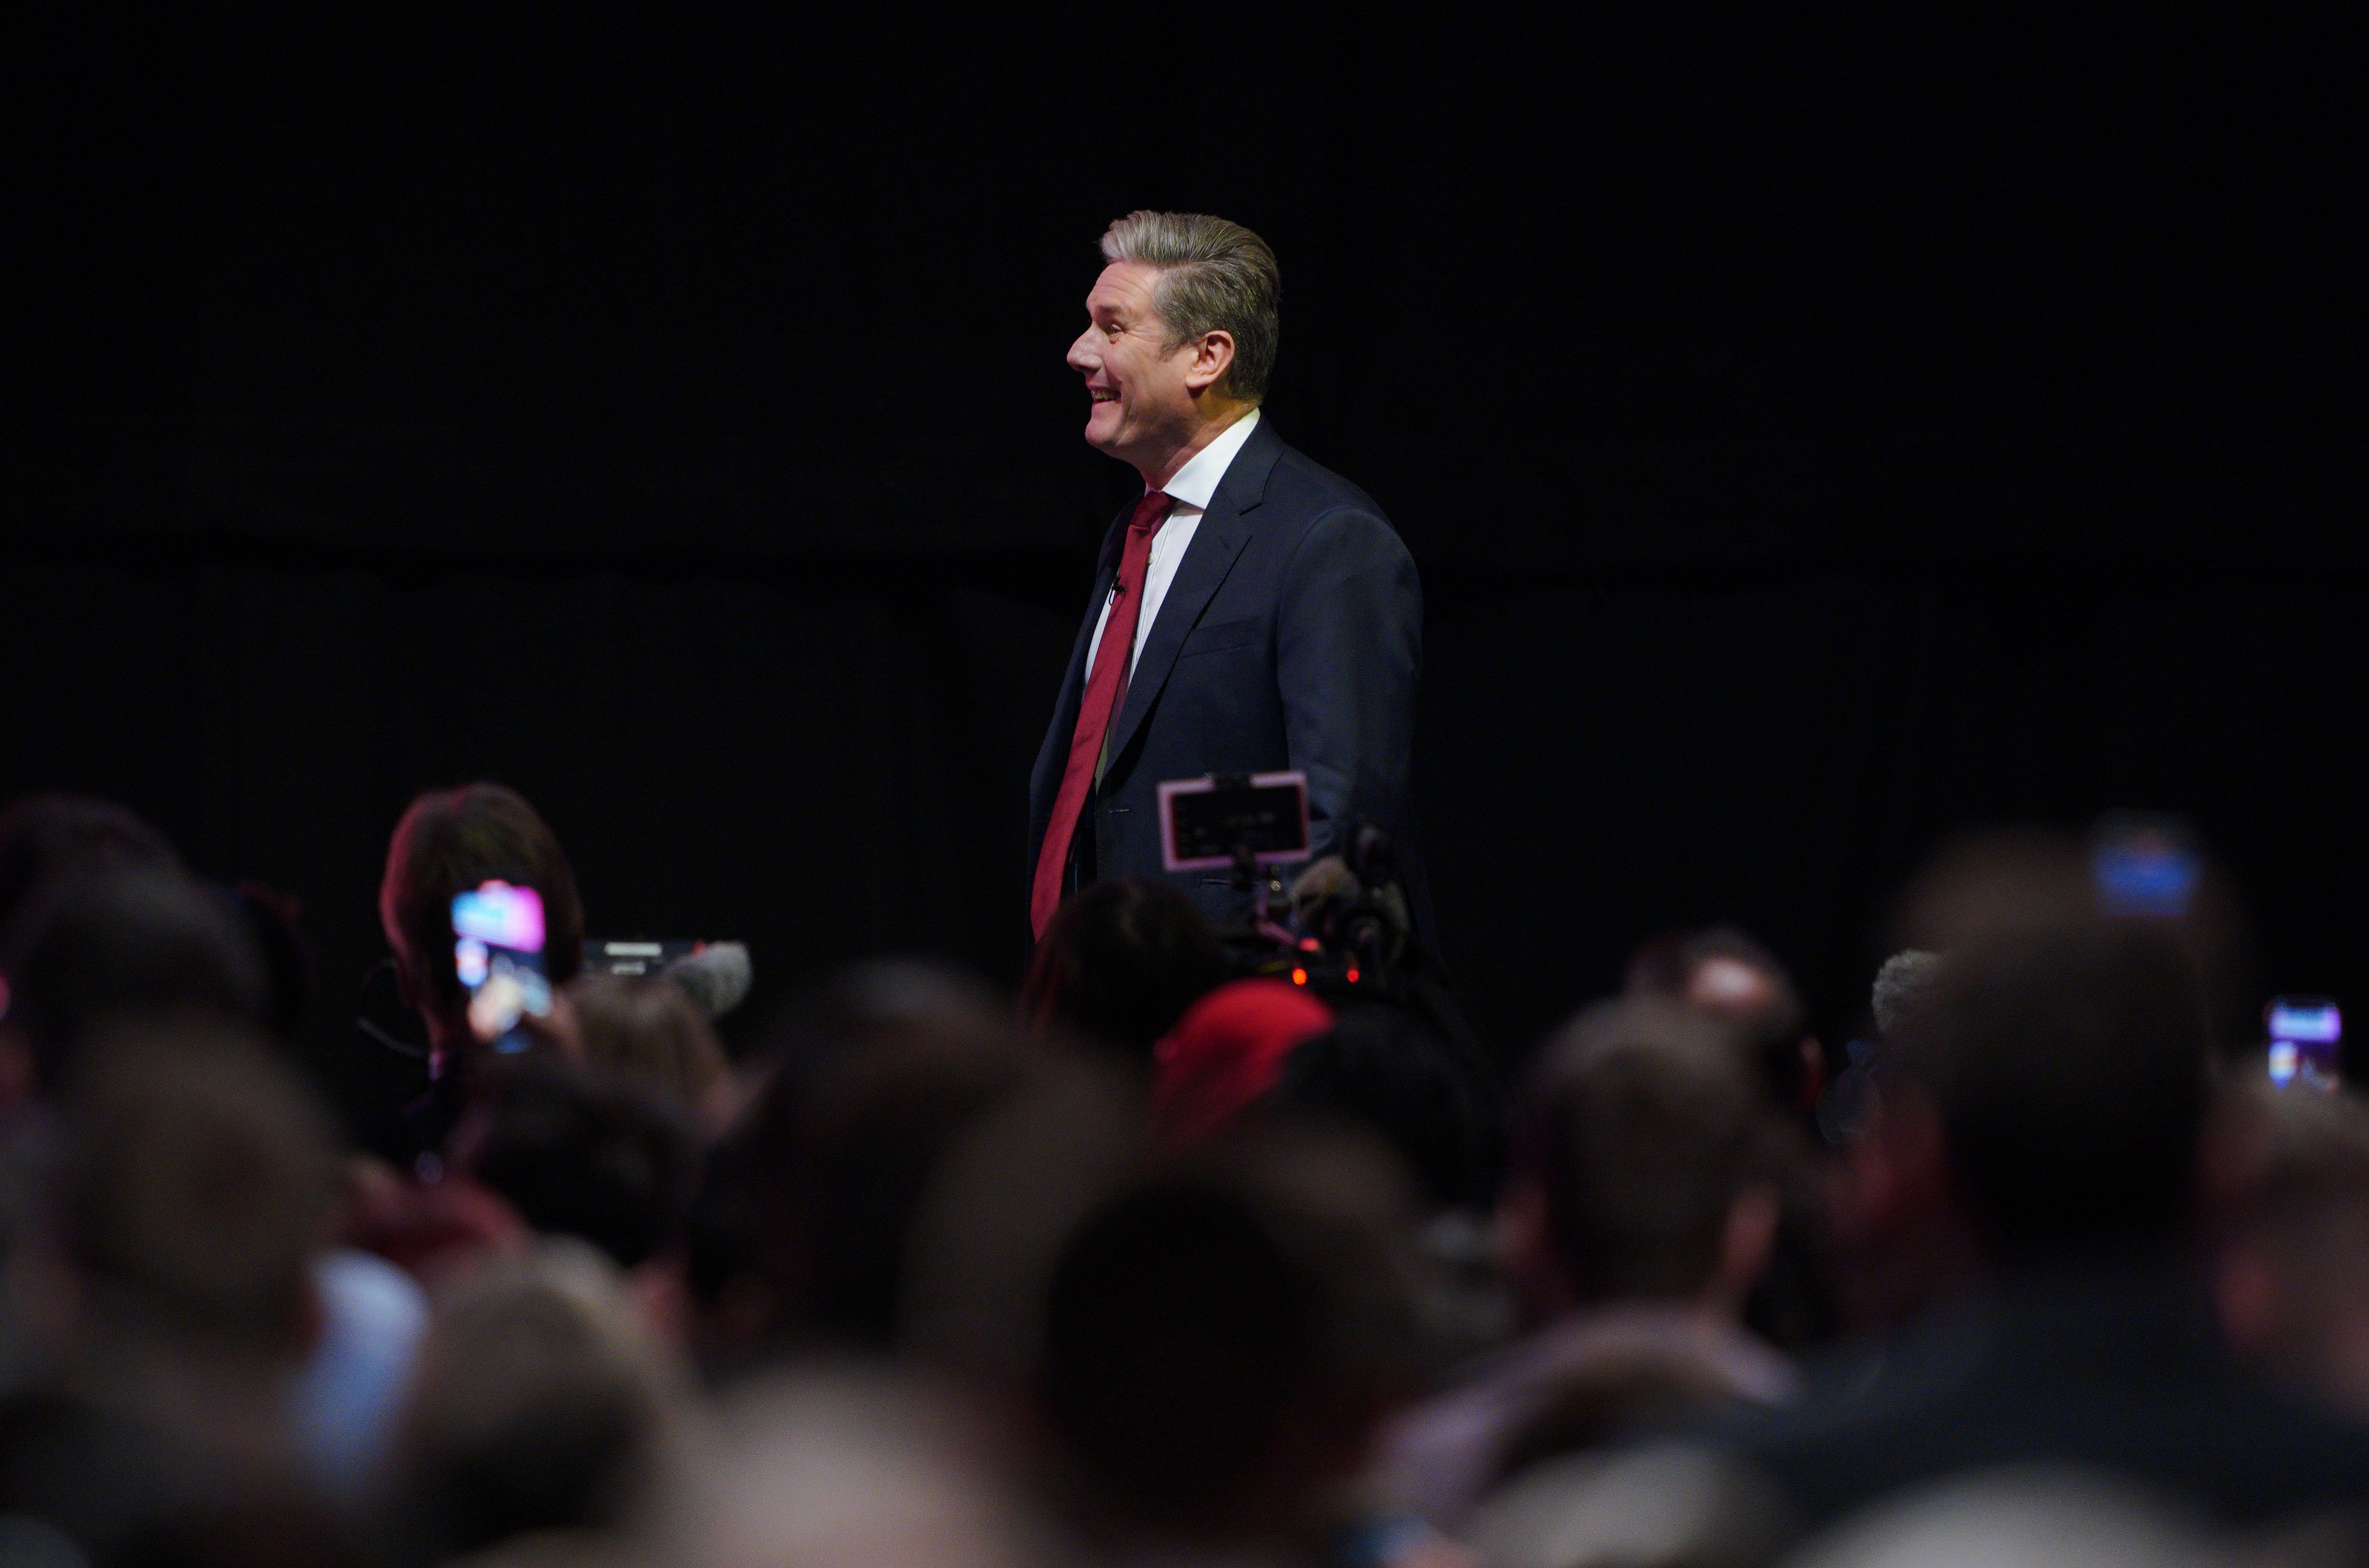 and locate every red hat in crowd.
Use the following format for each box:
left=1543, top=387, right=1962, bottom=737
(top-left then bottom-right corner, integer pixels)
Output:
left=1150, top=977, right=1335, bottom=1152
